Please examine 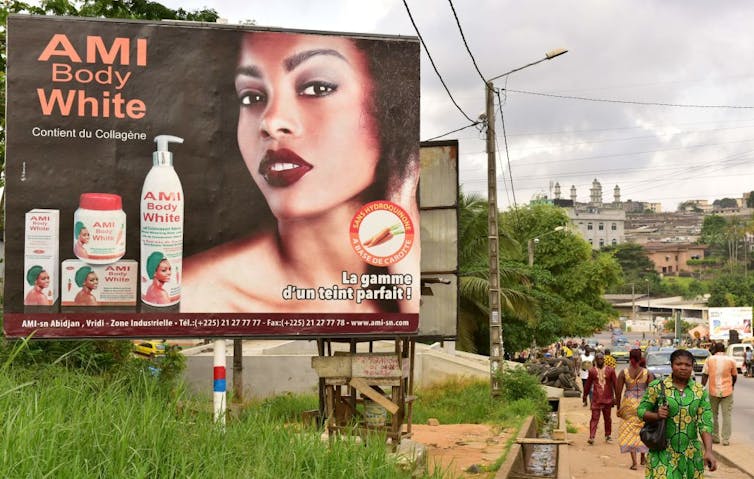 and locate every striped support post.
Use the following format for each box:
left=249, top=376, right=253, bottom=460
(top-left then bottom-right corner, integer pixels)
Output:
left=213, top=339, right=226, bottom=425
